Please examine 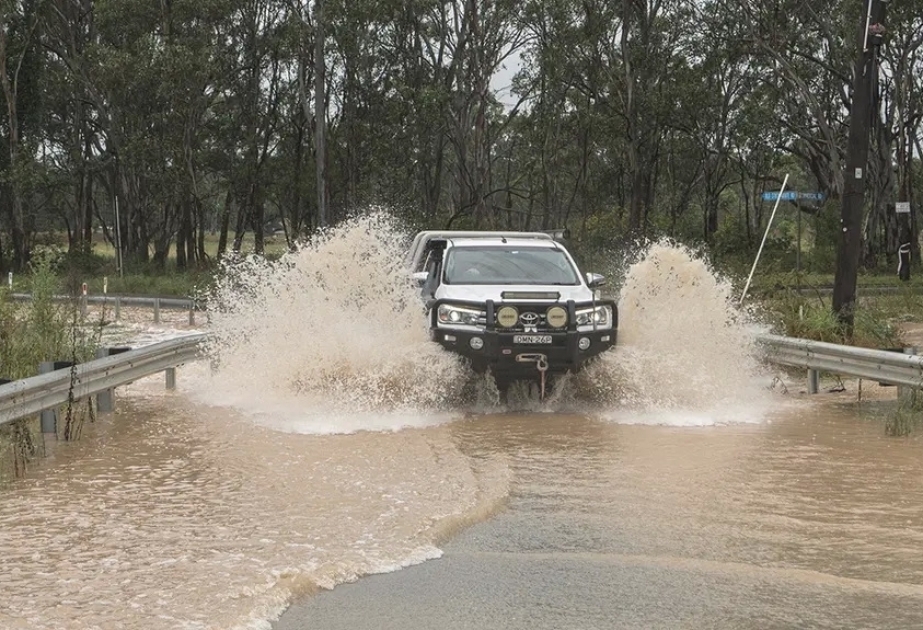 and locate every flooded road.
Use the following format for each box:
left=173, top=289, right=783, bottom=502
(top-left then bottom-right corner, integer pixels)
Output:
left=3, top=223, right=922, bottom=628
left=4, top=384, right=923, bottom=629
left=0, top=375, right=509, bottom=630
left=276, top=405, right=923, bottom=630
